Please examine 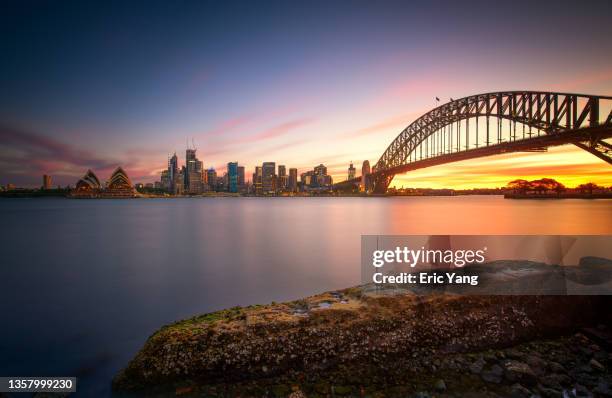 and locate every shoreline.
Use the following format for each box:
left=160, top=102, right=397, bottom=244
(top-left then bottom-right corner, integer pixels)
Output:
left=113, top=279, right=612, bottom=397
left=2, top=192, right=611, bottom=199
